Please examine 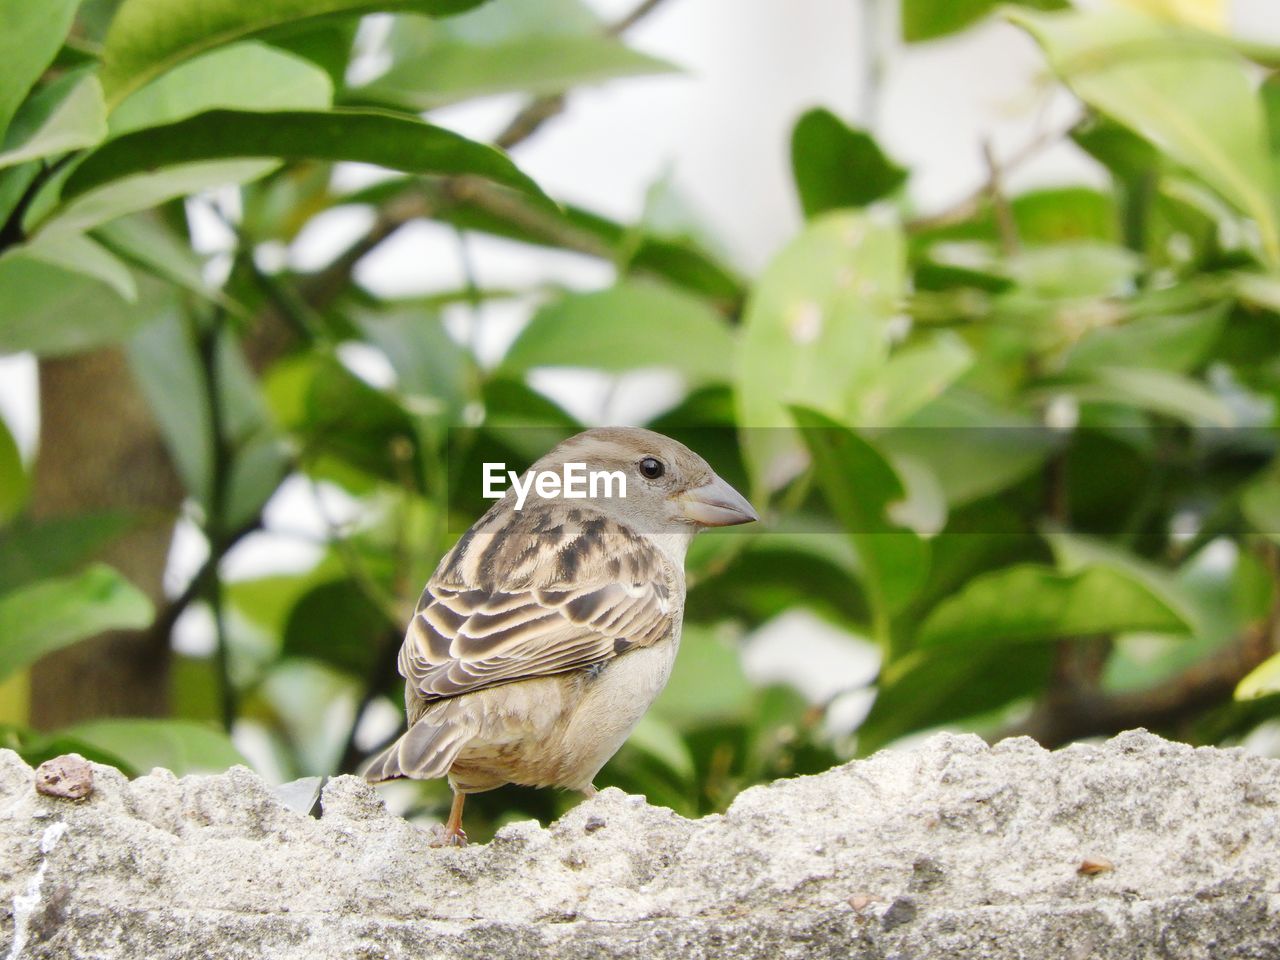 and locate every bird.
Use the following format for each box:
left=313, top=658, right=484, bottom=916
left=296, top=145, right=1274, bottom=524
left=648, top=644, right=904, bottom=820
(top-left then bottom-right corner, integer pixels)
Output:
left=363, top=427, right=757, bottom=845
